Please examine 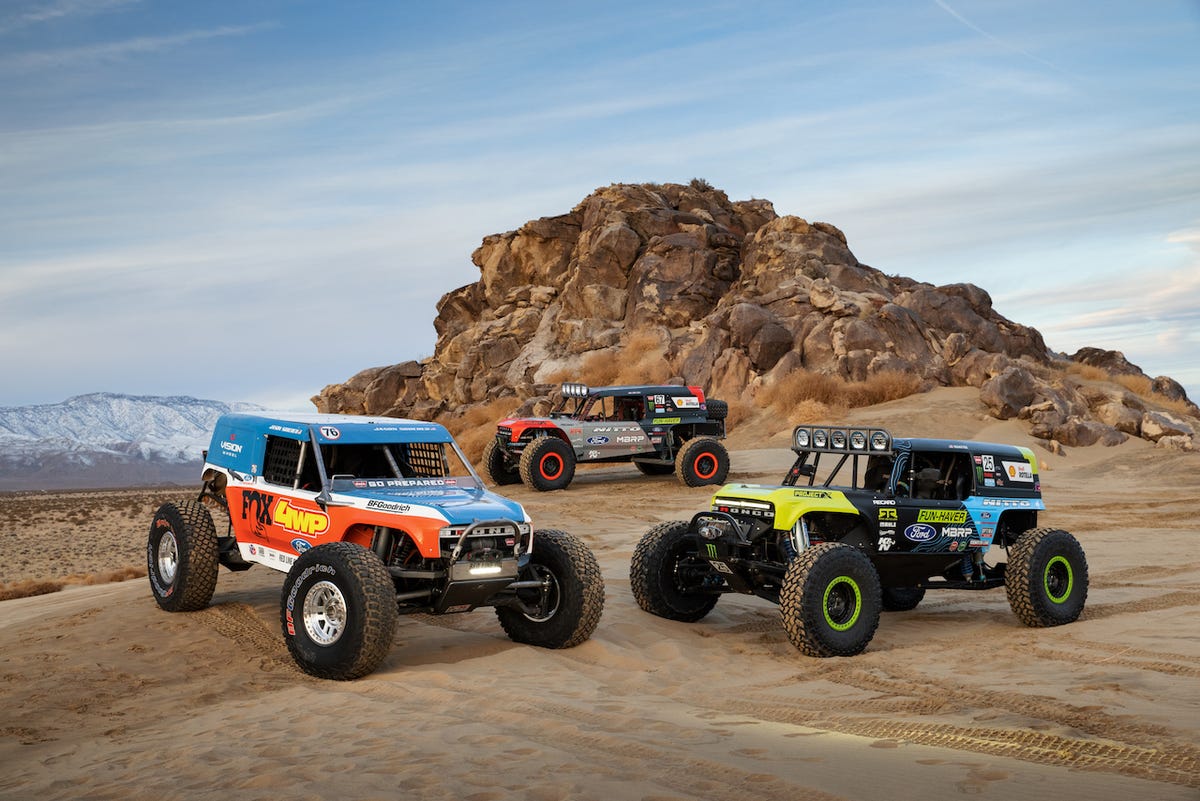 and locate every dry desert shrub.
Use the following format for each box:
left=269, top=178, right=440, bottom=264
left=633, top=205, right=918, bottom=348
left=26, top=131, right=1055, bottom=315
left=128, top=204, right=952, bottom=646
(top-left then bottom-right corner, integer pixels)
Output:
left=0, top=579, right=65, bottom=602
left=438, top=397, right=522, bottom=464
left=759, top=369, right=922, bottom=423
left=1066, top=362, right=1109, bottom=382
left=546, top=330, right=673, bottom=388
left=1066, top=363, right=1195, bottom=417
